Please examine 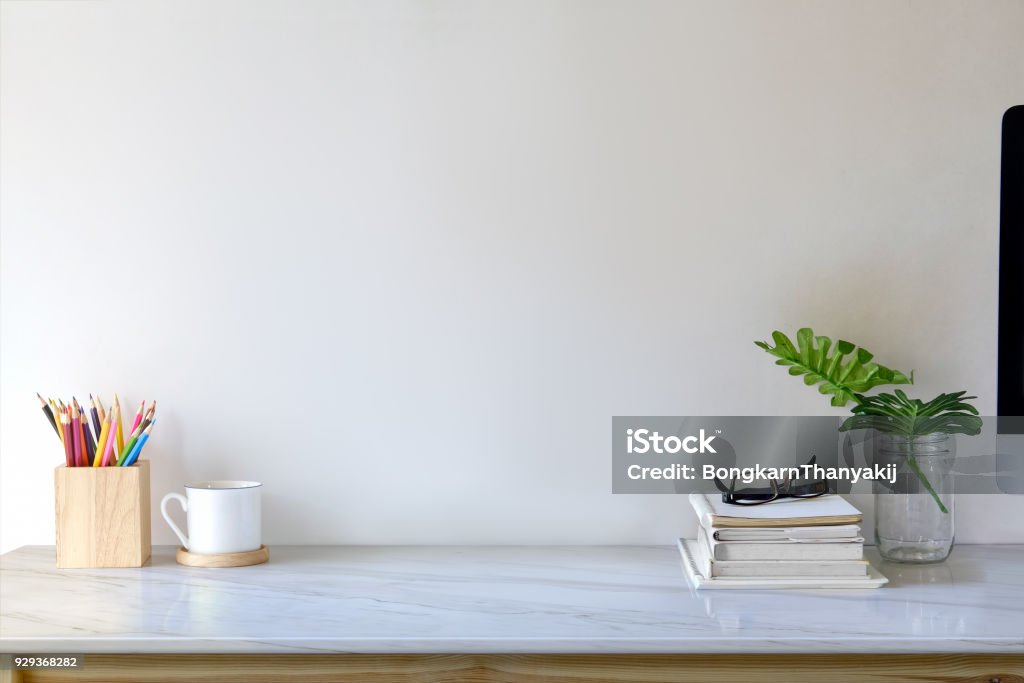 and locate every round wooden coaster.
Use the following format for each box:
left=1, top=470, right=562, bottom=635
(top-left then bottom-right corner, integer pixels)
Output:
left=175, top=545, right=269, bottom=568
